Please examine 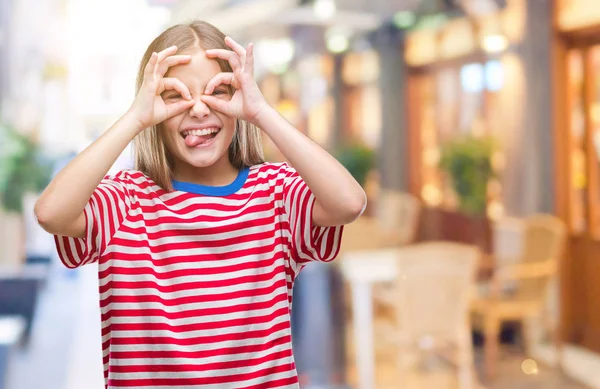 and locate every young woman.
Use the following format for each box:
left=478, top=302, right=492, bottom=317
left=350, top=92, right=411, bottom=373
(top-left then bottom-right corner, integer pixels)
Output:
left=35, top=20, right=366, bottom=389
